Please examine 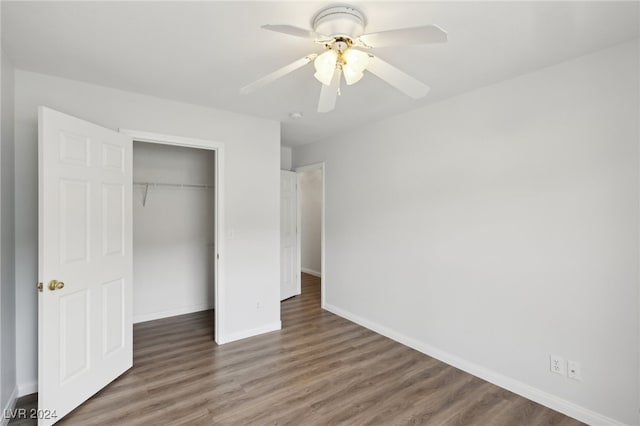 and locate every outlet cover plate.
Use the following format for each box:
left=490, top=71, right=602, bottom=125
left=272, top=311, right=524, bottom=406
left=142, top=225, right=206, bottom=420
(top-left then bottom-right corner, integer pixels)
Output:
left=550, top=354, right=566, bottom=375
left=567, top=360, right=582, bottom=380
